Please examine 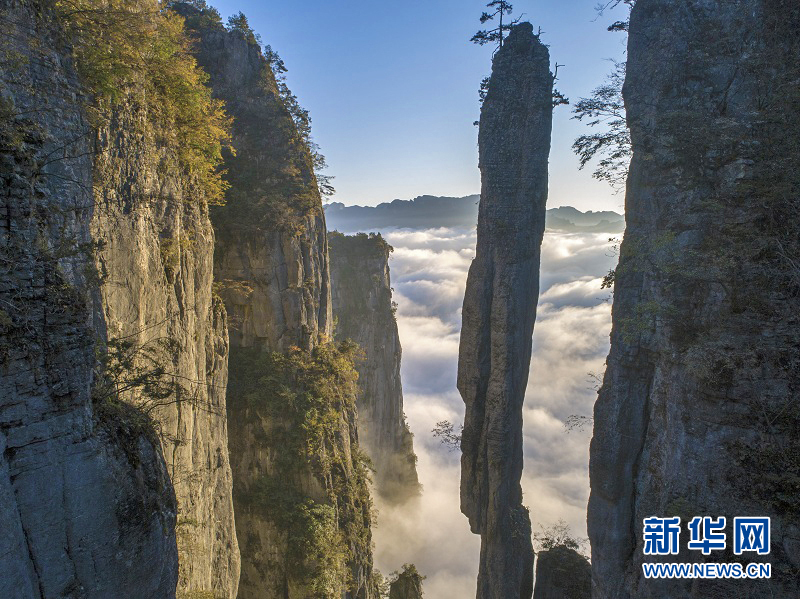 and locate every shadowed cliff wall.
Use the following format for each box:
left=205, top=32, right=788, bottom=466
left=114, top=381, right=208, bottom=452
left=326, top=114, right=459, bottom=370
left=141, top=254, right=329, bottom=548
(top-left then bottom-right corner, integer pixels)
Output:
left=589, top=1, right=800, bottom=597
